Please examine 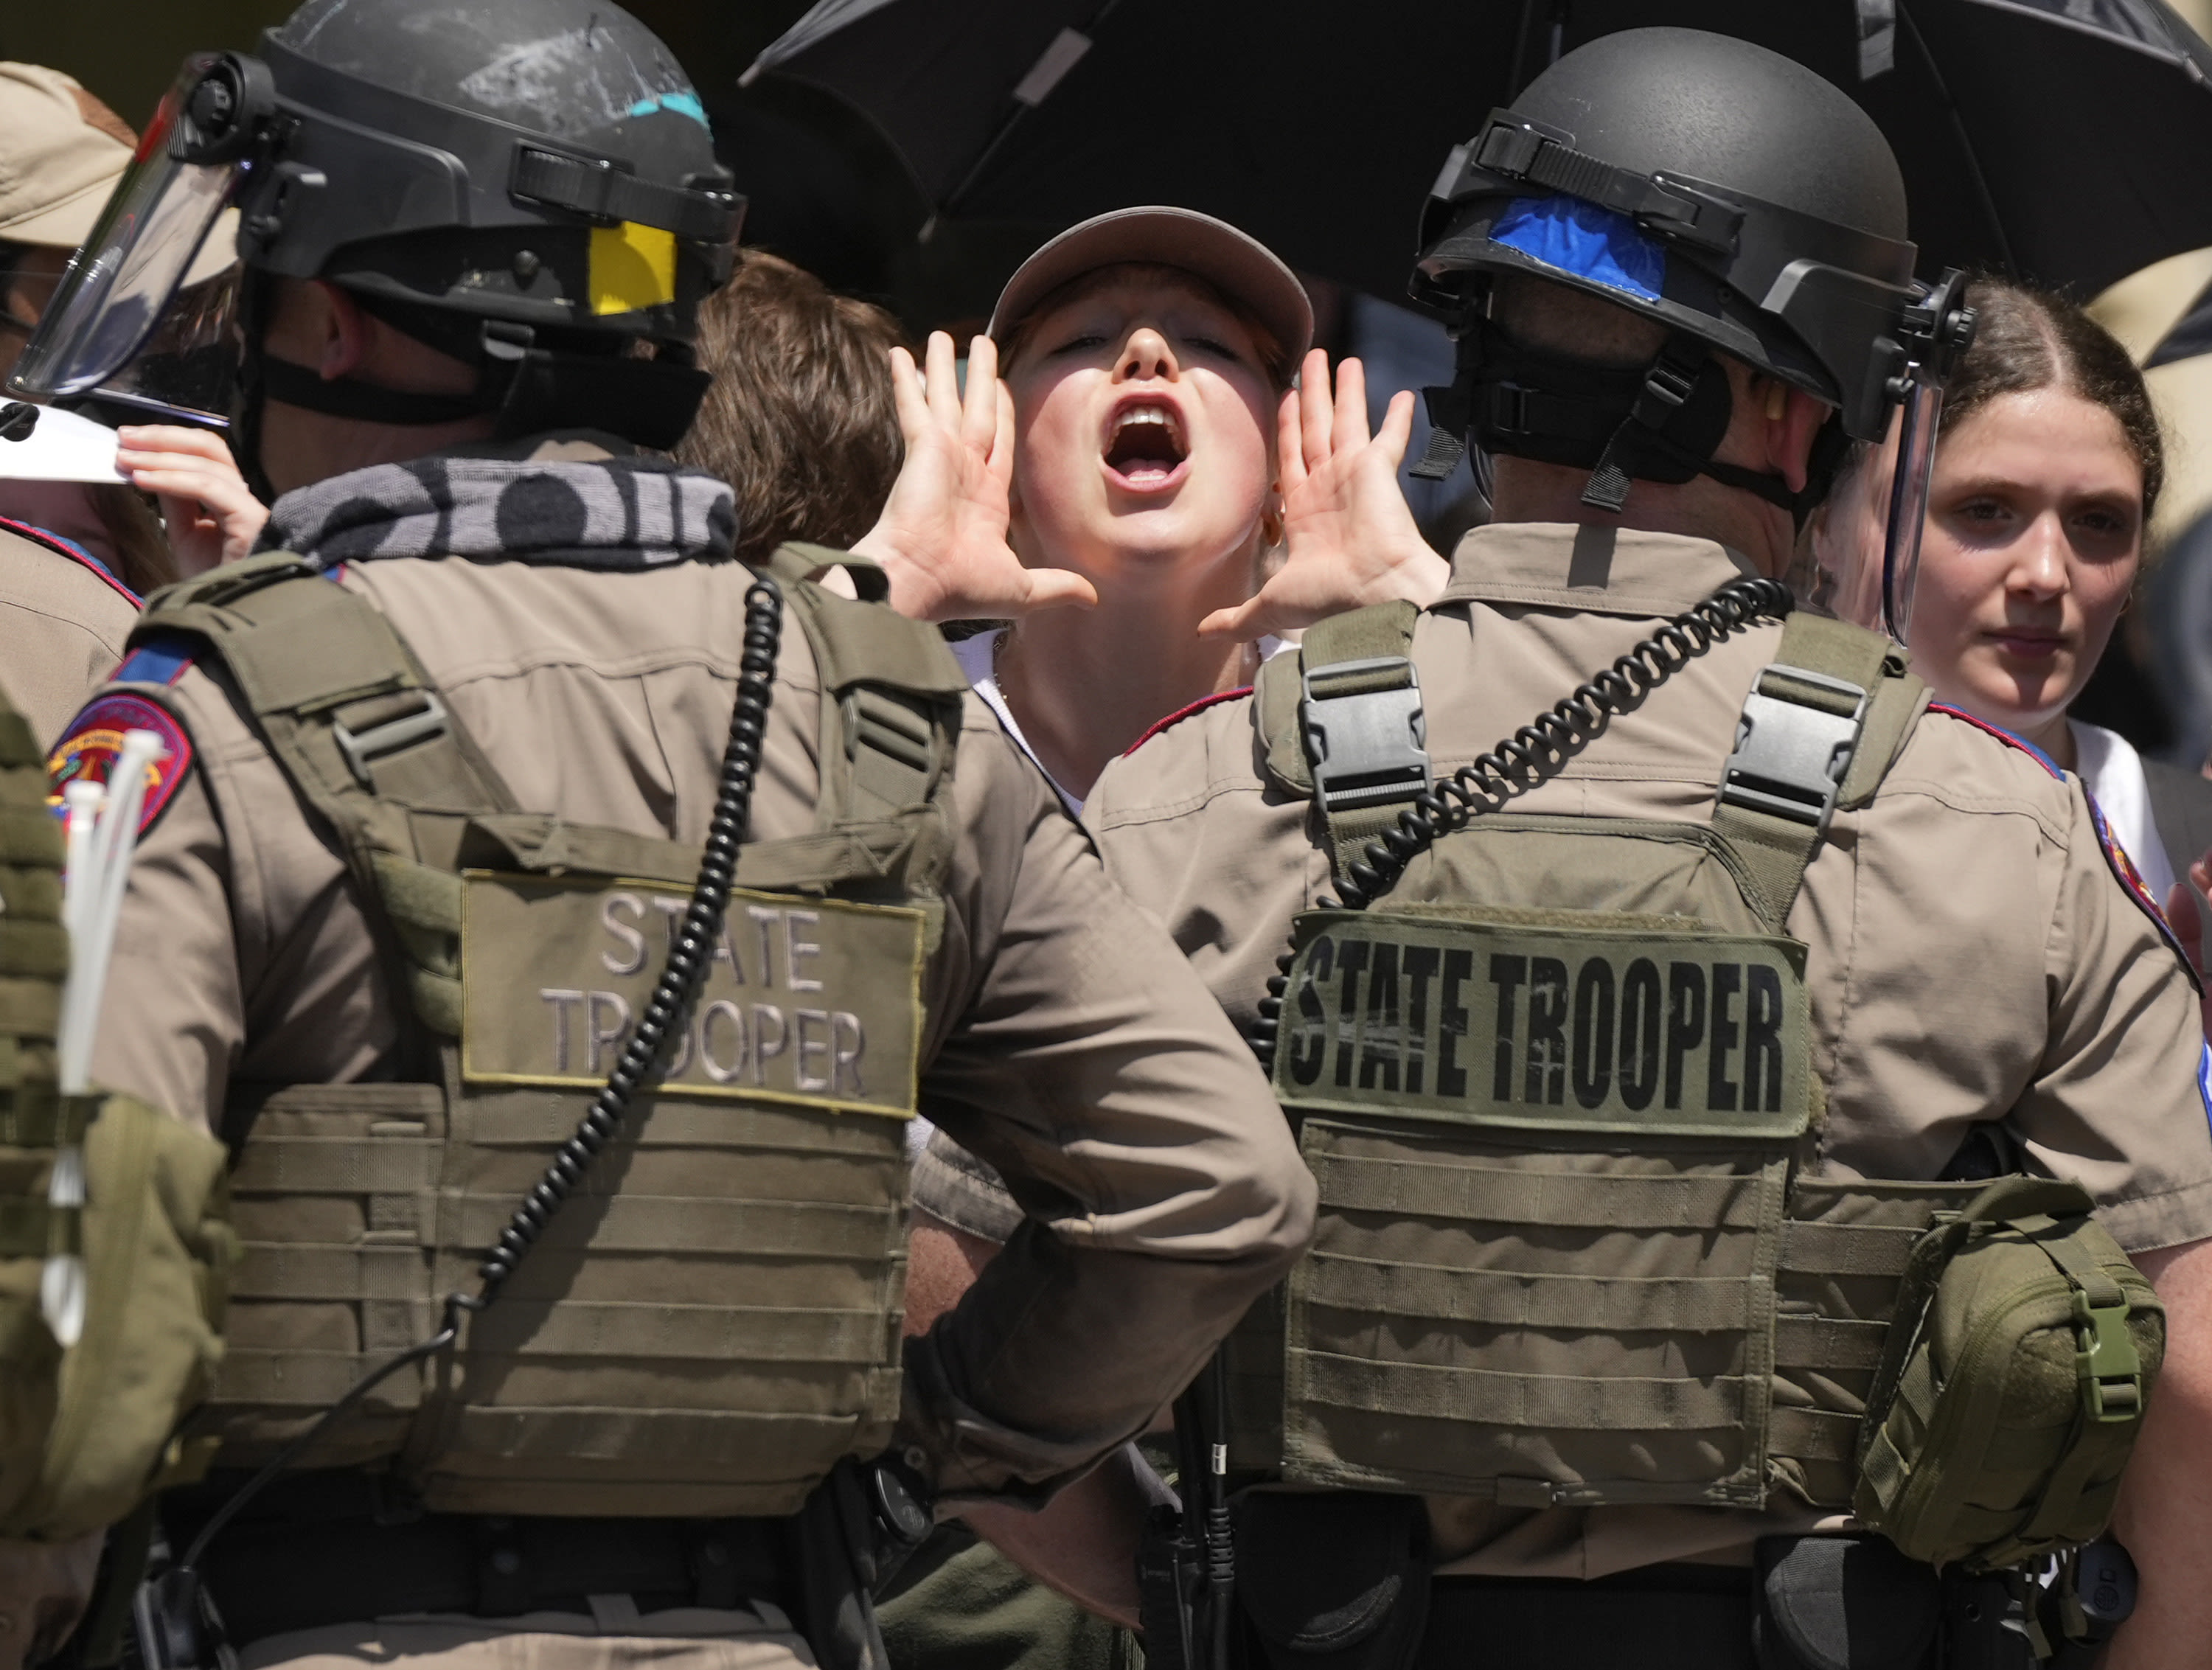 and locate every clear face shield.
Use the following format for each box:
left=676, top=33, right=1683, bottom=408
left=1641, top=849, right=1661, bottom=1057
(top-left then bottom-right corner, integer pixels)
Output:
left=1801, top=271, right=1976, bottom=643
left=7, top=53, right=266, bottom=425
